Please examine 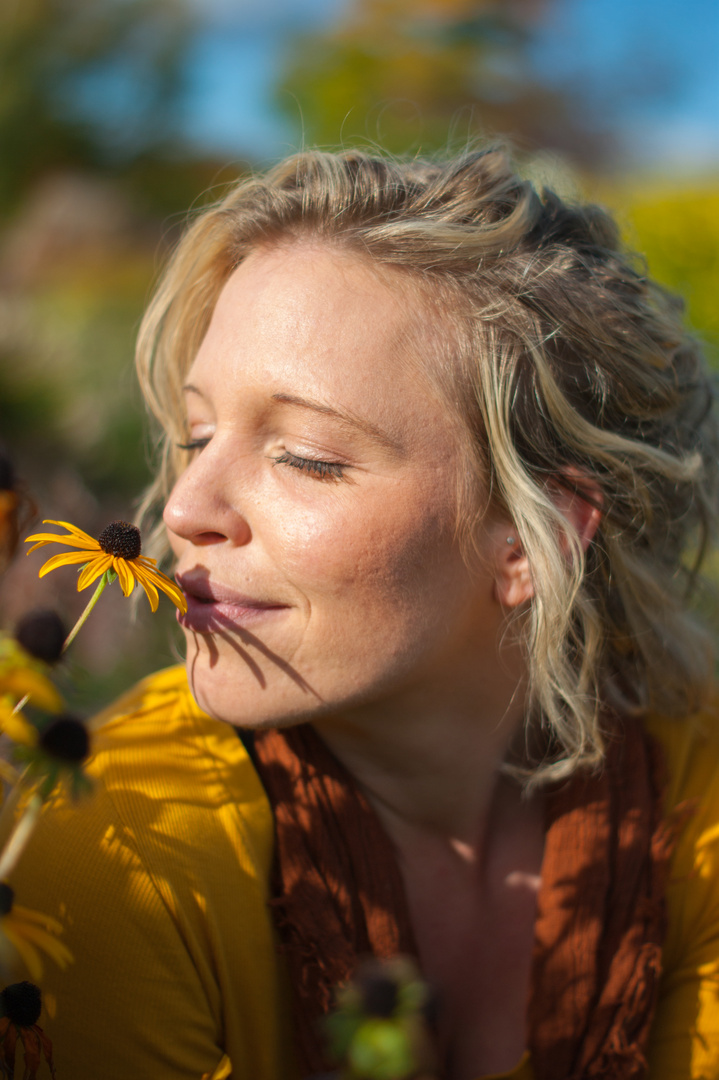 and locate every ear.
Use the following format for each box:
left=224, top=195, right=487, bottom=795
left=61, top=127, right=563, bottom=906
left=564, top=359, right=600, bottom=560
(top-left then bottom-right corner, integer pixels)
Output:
left=549, top=469, right=603, bottom=556
left=493, top=532, right=534, bottom=609
left=493, top=471, right=602, bottom=610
